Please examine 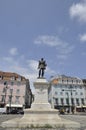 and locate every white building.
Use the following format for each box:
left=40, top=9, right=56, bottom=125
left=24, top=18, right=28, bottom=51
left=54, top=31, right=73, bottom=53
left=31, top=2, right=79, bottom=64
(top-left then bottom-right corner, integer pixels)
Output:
left=48, top=75, right=86, bottom=113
